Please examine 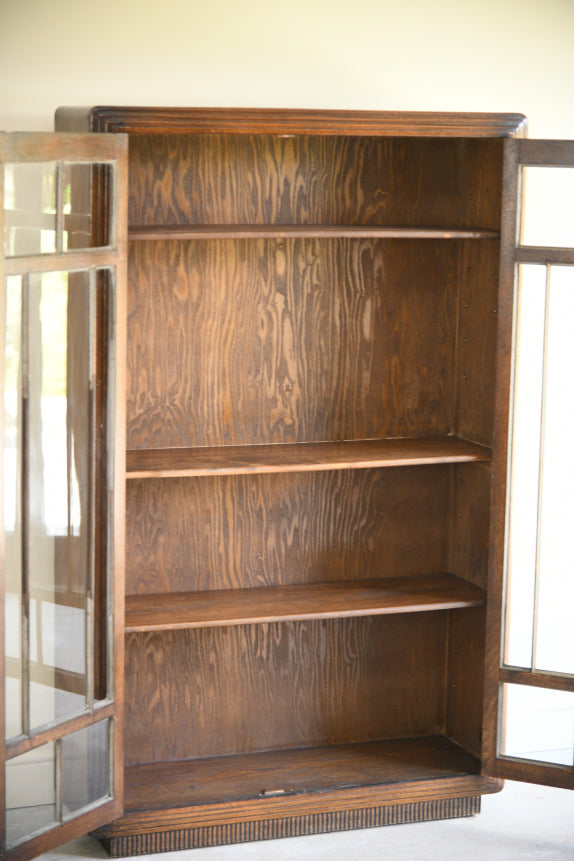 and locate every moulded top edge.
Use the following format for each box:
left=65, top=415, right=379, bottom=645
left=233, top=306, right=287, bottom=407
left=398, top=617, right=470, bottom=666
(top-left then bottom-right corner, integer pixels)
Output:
left=71, top=106, right=528, bottom=138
